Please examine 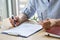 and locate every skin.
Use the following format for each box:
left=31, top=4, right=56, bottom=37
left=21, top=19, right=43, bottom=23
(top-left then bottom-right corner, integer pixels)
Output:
left=9, top=13, right=60, bottom=30
left=9, top=13, right=28, bottom=27
left=38, top=19, right=52, bottom=30
left=41, top=19, right=60, bottom=30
